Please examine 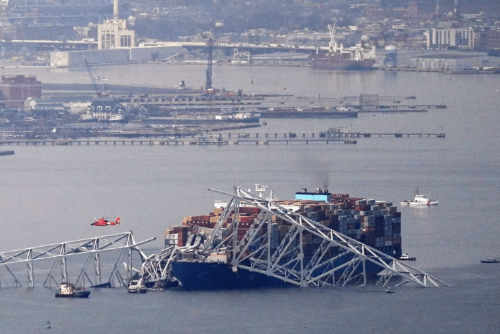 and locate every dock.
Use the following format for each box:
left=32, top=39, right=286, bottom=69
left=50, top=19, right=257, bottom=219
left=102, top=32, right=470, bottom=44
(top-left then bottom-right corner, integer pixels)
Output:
left=0, top=131, right=445, bottom=147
